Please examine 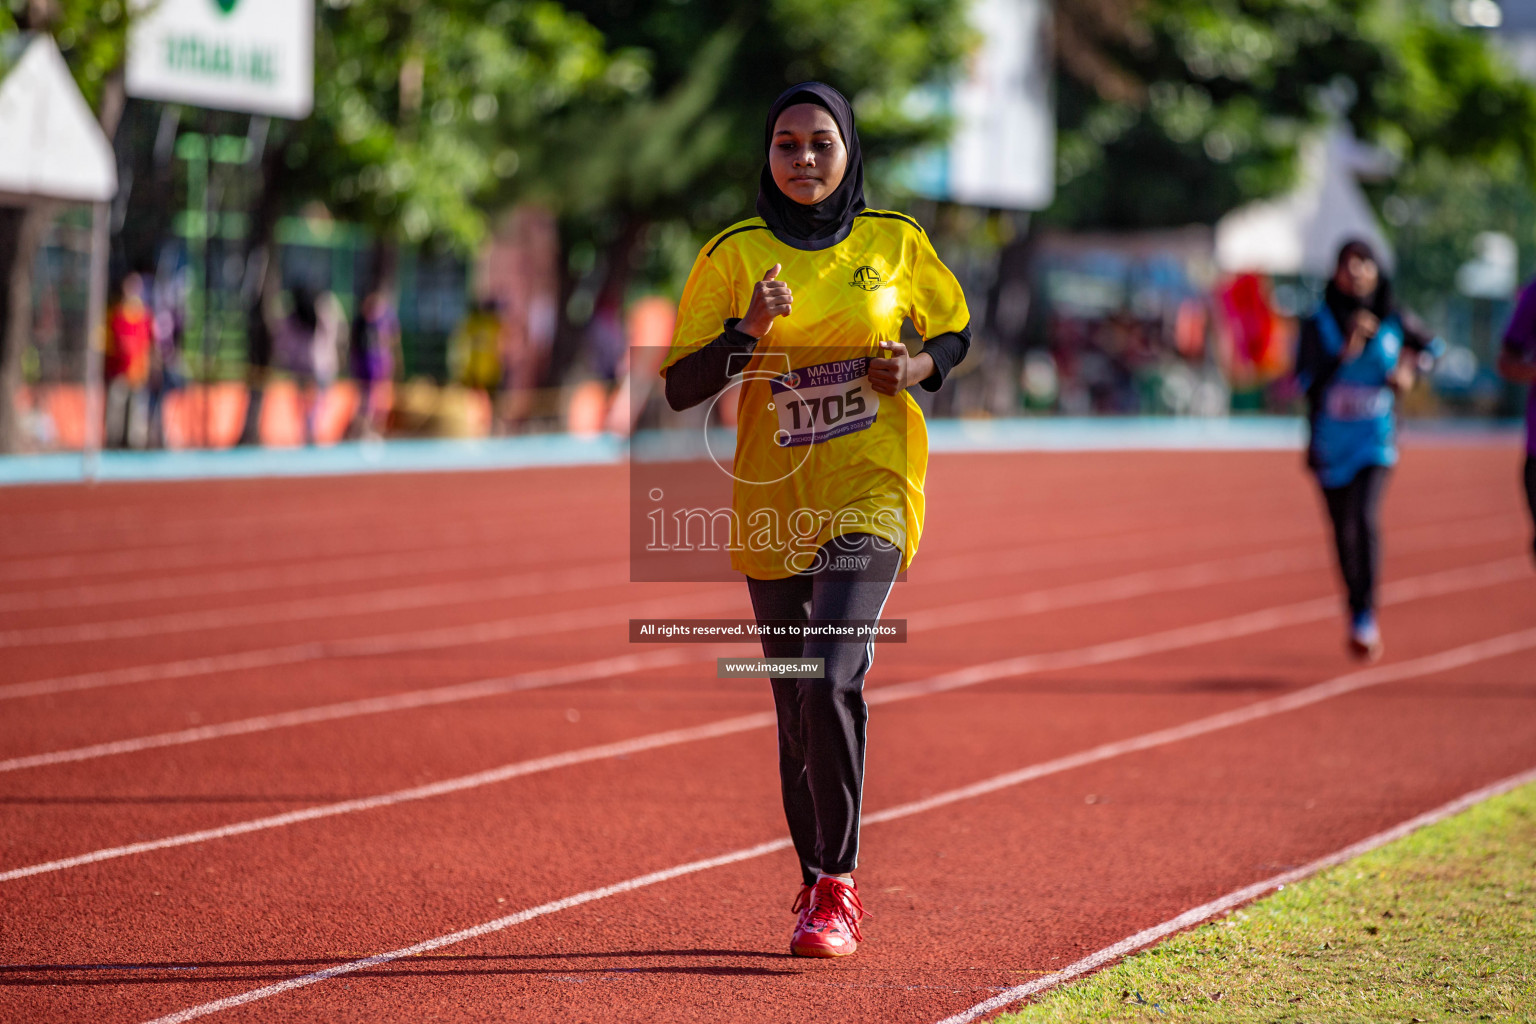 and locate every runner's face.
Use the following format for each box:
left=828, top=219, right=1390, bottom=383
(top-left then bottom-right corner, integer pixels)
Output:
left=1335, top=253, right=1379, bottom=298
left=769, top=104, right=847, bottom=206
